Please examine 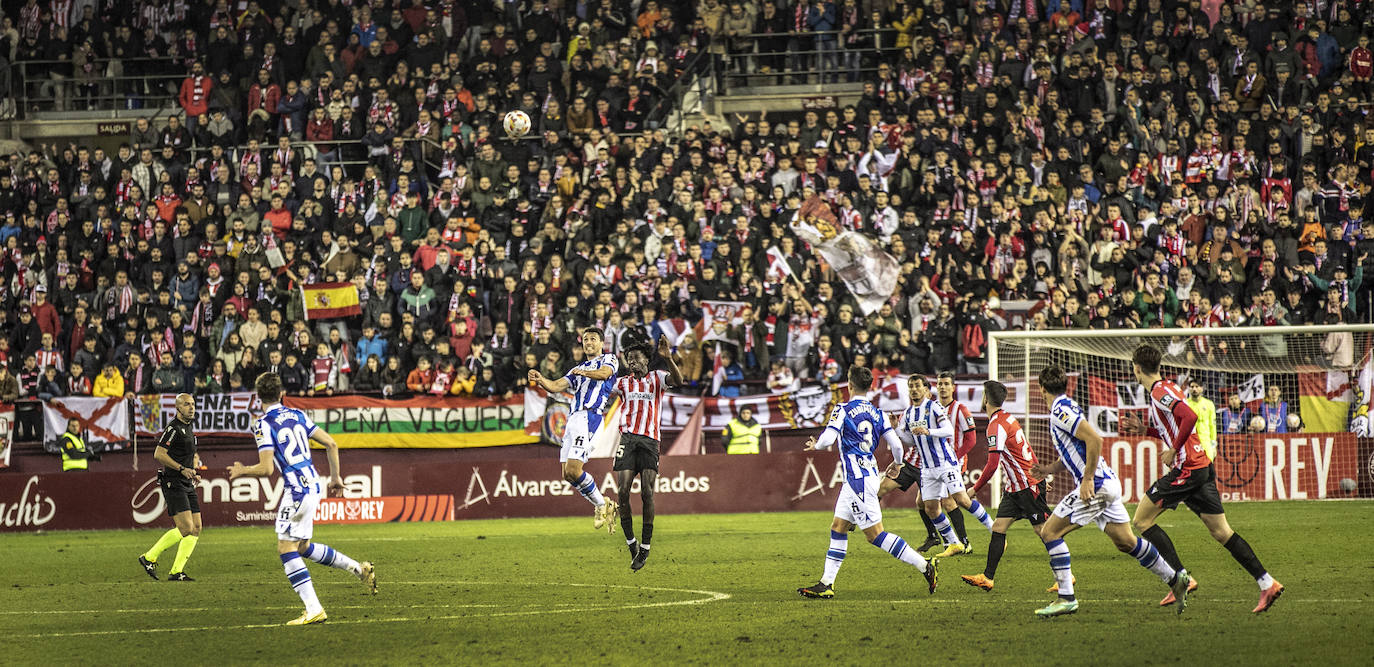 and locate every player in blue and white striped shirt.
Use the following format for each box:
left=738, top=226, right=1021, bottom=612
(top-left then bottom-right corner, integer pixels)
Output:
left=1027, top=365, right=1190, bottom=617
left=797, top=366, right=939, bottom=599
left=228, top=372, right=377, bottom=626
left=902, top=376, right=994, bottom=559
left=528, top=327, right=620, bottom=532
